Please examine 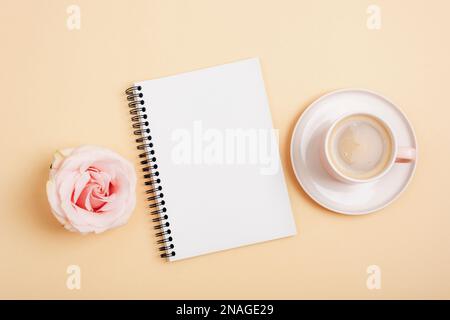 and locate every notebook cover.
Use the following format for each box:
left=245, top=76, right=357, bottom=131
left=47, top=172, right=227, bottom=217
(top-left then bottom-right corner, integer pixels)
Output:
left=134, top=58, right=297, bottom=261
